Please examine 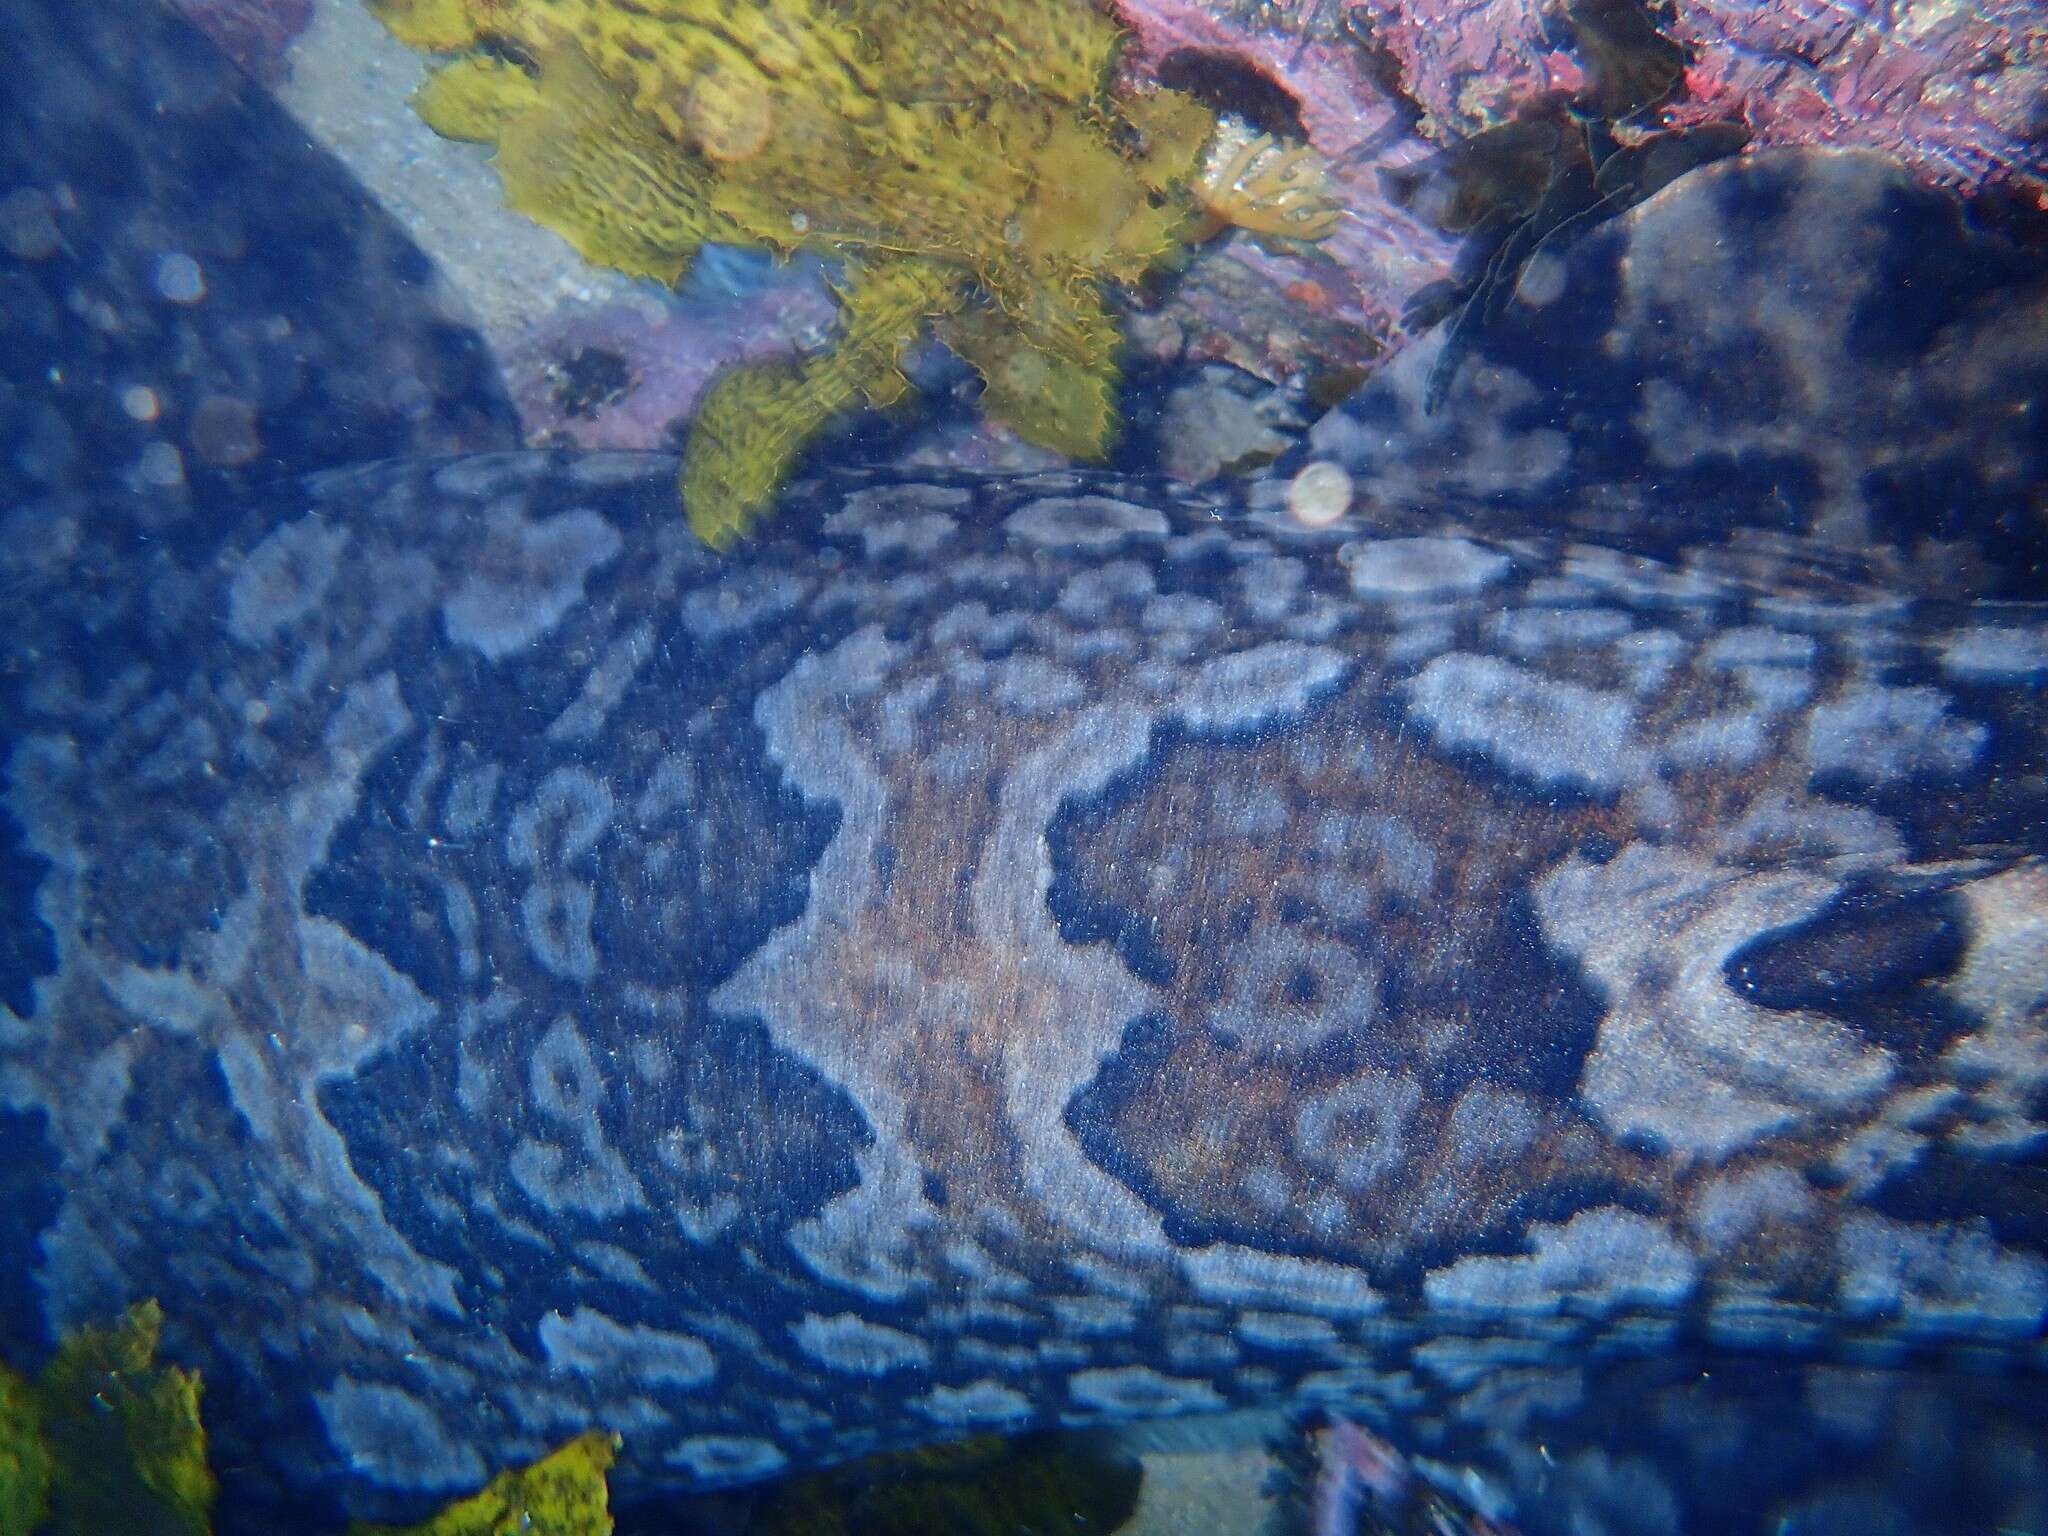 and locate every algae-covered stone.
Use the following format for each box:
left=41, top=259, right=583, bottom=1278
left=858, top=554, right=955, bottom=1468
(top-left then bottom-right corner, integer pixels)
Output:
left=350, top=1432, right=621, bottom=1536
